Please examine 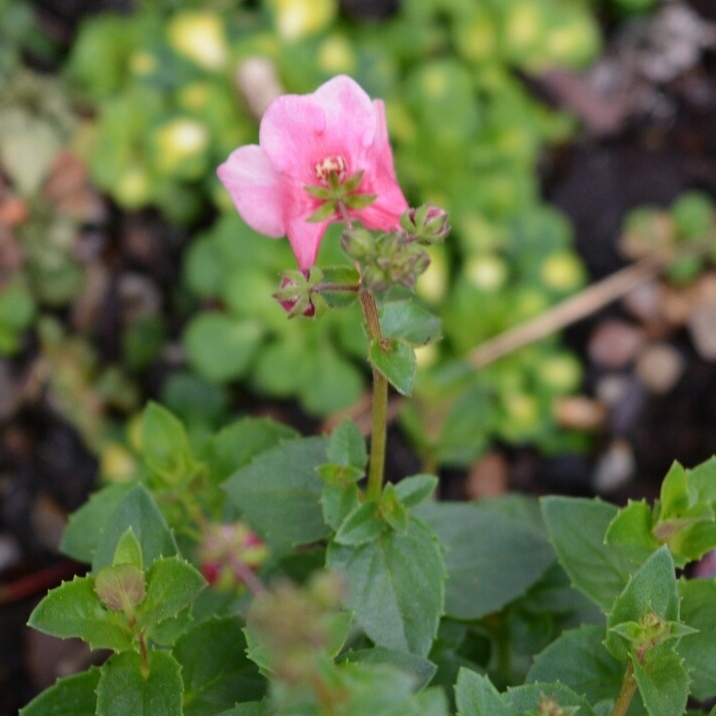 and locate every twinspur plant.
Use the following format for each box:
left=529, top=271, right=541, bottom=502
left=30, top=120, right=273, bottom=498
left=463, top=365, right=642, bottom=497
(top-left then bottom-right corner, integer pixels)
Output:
left=23, top=77, right=716, bottom=716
